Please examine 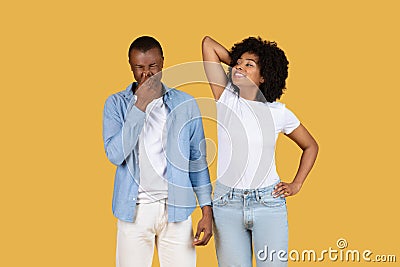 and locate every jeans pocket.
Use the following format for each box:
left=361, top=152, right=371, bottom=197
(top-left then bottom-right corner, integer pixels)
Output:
left=212, top=192, right=229, bottom=207
left=261, top=196, right=286, bottom=208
